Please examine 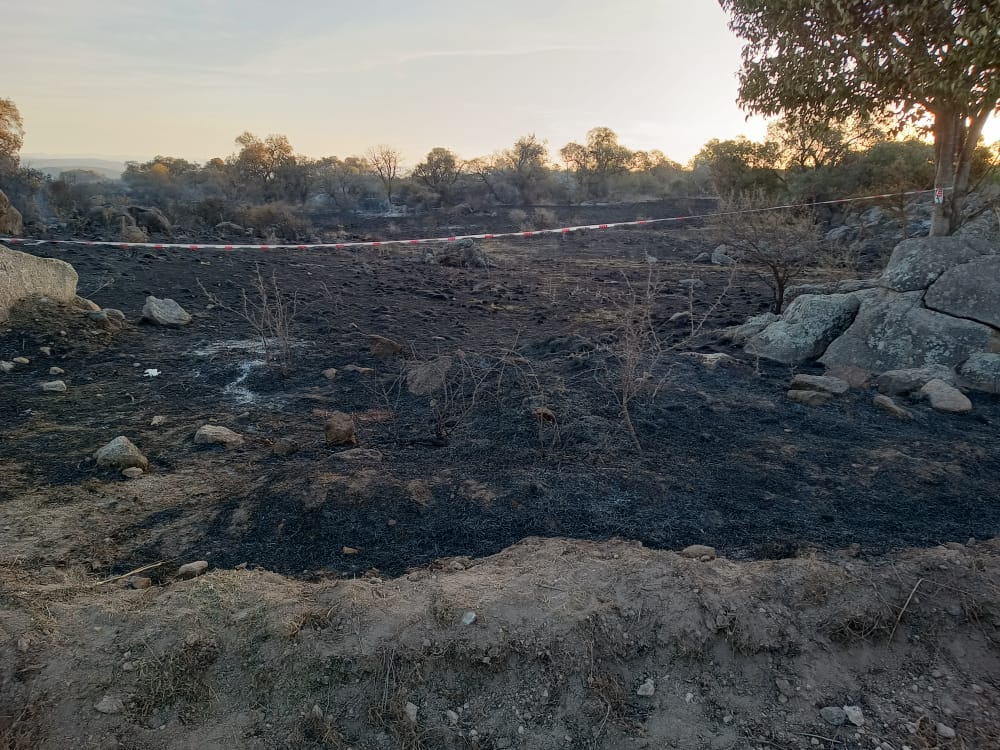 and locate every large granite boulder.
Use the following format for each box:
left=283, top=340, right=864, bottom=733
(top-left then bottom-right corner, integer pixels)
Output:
left=819, top=288, right=996, bottom=373
left=879, top=236, right=996, bottom=292
left=0, top=244, right=79, bottom=323
left=924, top=255, right=1000, bottom=329
left=744, top=293, right=862, bottom=364
left=959, top=353, right=1000, bottom=394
